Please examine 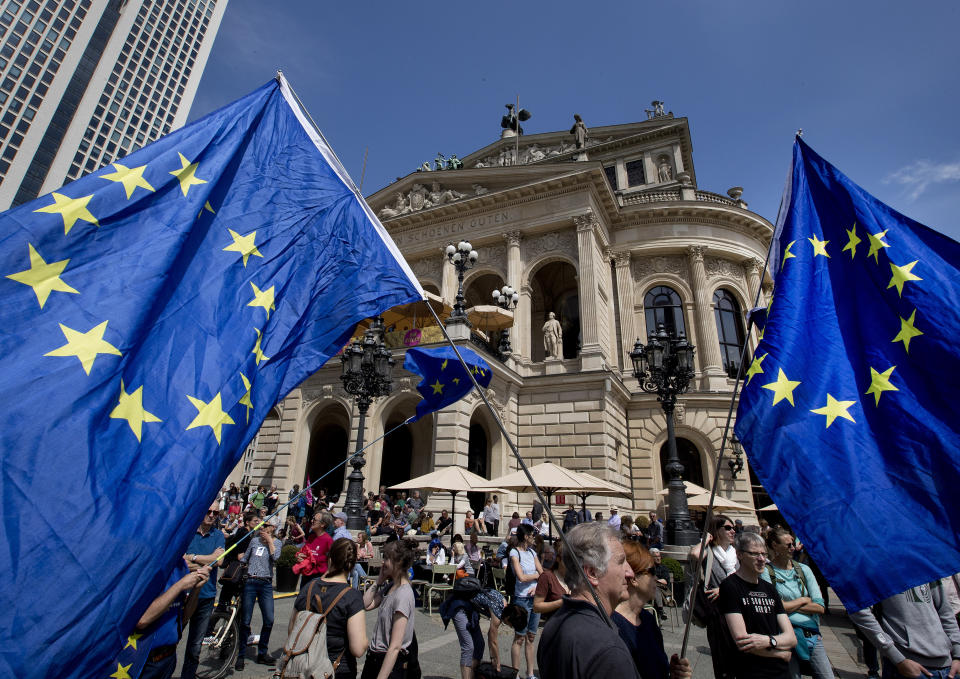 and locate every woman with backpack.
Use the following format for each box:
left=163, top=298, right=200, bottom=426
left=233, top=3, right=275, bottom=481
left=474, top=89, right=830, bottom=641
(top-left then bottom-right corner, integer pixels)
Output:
left=508, top=524, right=542, bottom=679
left=288, top=538, right=368, bottom=679
left=362, top=537, right=419, bottom=679
left=684, top=514, right=738, bottom=679
left=761, top=527, right=833, bottom=679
